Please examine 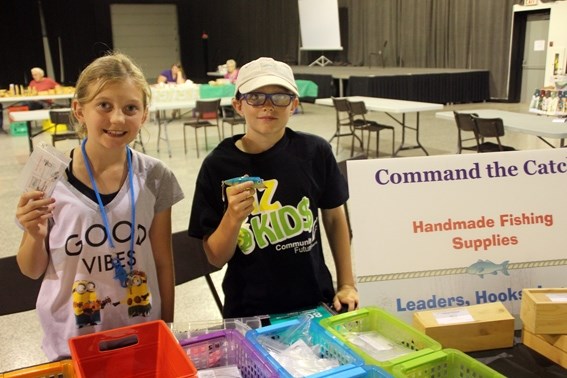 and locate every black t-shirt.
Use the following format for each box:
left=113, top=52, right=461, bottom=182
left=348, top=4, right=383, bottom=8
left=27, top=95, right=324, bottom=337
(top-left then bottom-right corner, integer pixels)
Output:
left=188, top=128, right=349, bottom=317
